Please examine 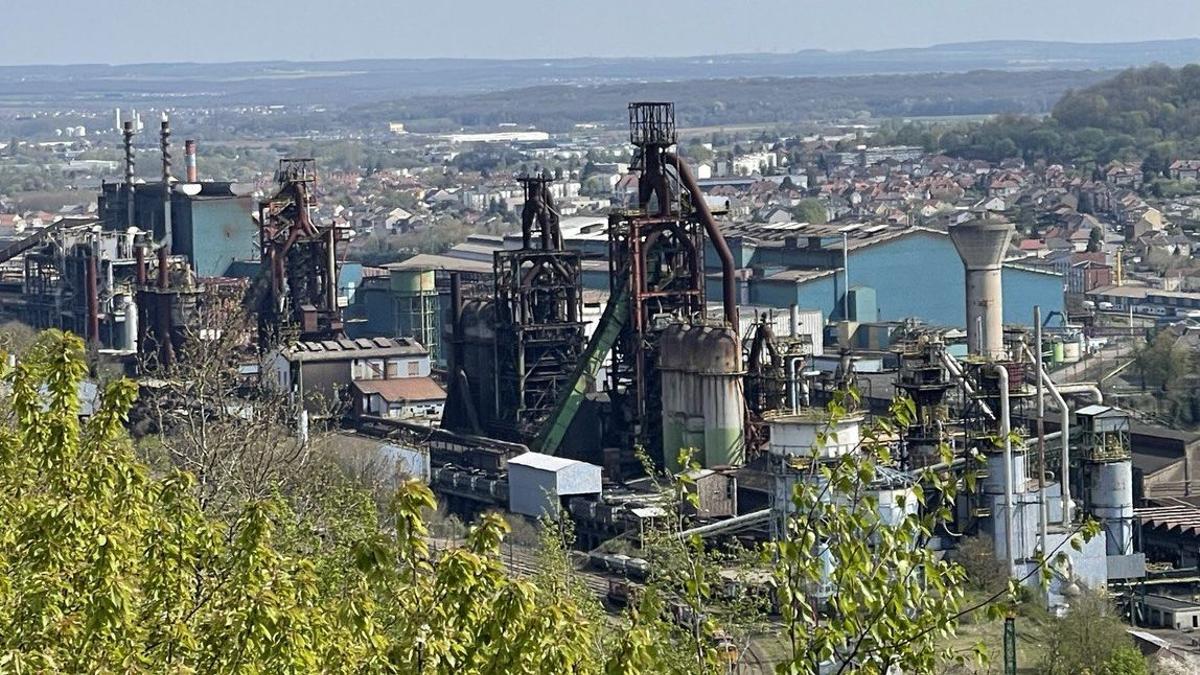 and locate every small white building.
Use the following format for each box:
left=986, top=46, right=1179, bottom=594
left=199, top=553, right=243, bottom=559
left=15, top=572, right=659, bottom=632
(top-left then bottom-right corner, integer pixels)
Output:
left=507, top=452, right=602, bottom=518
